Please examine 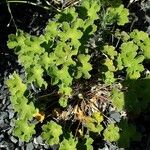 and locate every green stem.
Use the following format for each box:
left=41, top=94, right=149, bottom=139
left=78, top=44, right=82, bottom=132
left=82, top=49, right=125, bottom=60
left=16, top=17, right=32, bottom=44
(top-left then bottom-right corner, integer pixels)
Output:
left=7, top=0, right=60, bottom=12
